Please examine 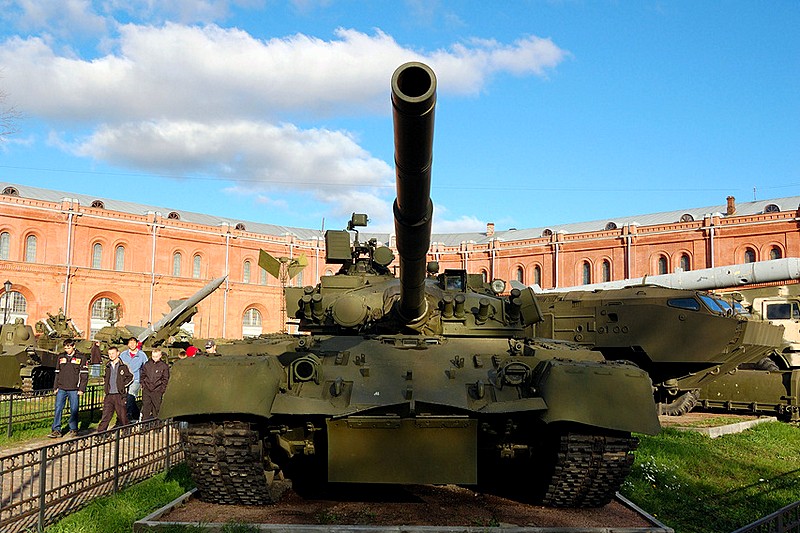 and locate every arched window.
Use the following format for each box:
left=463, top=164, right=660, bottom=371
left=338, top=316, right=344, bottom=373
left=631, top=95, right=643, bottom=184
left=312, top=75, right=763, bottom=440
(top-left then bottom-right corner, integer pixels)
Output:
left=193, top=255, right=202, bottom=278
left=172, top=252, right=182, bottom=276
left=769, top=247, right=782, bottom=260
left=480, top=269, right=488, bottom=282
left=260, top=266, right=267, bottom=285
left=657, top=256, right=668, bottom=275
left=92, top=243, right=103, bottom=269
left=0, top=232, right=9, bottom=260
left=295, top=271, right=303, bottom=287
left=602, top=260, right=611, bottom=282
left=115, top=245, right=125, bottom=271
left=680, top=254, right=691, bottom=272
left=744, top=248, right=756, bottom=263
left=243, top=260, right=251, bottom=283
left=515, top=266, right=524, bottom=283
left=25, top=235, right=37, bottom=263
left=1, top=291, right=27, bottom=323
left=582, top=261, right=591, bottom=284
left=242, top=308, right=263, bottom=337
left=90, top=297, right=116, bottom=338
left=534, top=265, right=542, bottom=286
